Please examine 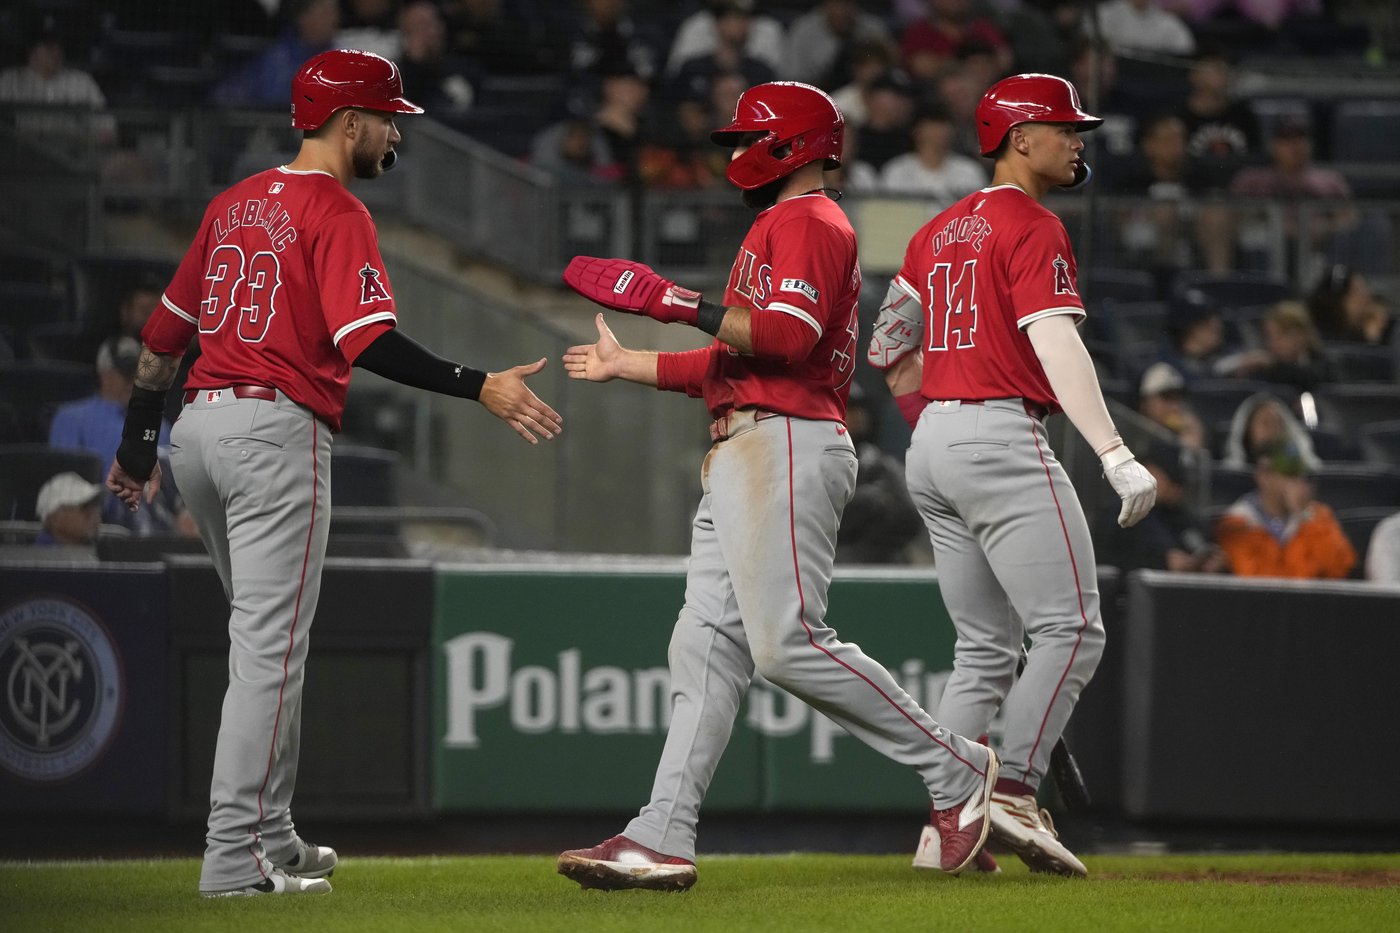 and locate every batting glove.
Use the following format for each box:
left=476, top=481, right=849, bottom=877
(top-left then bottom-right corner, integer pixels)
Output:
left=563, top=256, right=702, bottom=325
left=1101, top=445, right=1157, bottom=528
